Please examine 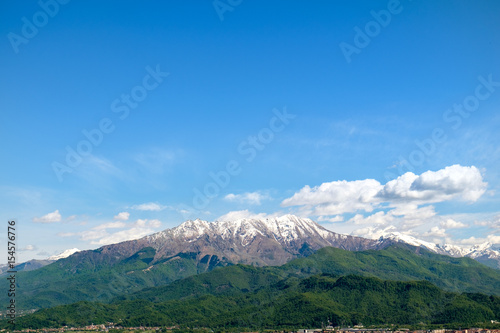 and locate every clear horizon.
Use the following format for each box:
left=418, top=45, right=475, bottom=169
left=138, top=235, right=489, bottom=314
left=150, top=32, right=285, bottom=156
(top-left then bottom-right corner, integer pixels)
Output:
left=1, top=0, right=499, bottom=262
